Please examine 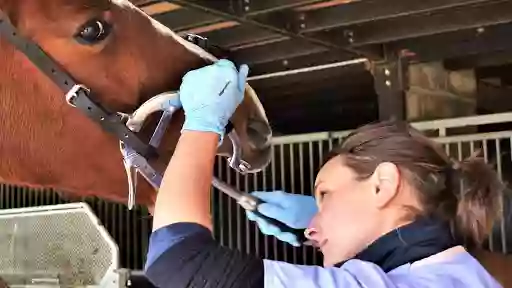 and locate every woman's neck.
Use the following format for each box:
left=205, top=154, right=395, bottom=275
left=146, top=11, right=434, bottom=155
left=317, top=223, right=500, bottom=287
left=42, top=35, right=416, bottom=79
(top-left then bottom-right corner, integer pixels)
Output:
left=336, top=216, right=458, bottom=272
